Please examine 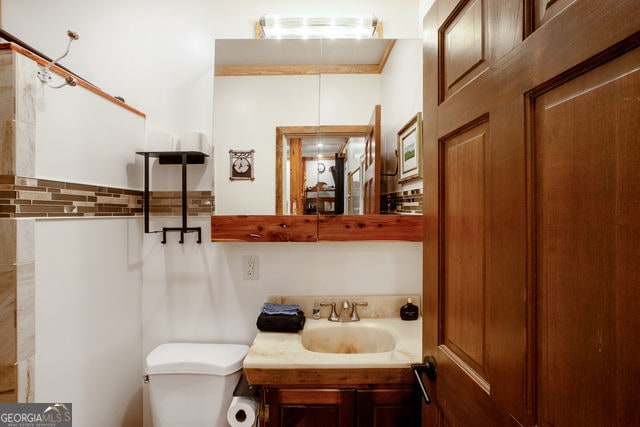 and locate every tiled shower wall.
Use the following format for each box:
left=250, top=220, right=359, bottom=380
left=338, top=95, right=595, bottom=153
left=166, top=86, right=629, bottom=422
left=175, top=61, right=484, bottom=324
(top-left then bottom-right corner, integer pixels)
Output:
left=0, top=48, right=36, bottom=403
left=0, top=219, right=34, bottom=402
